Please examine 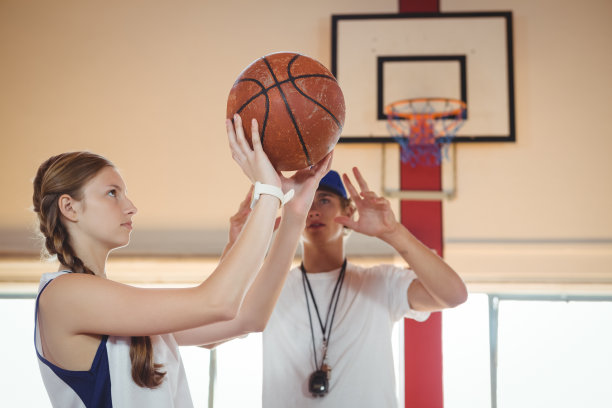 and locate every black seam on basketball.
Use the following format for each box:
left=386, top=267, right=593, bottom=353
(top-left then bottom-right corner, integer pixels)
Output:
left=237, top=75, right=336, bottom=103
left=262, top=56, right=312, bottom=166
left=235, top=78, right=270, bottom=143
left=233, top=65, right=338, bottom=159
left=288, top=73, right=337, bottom=81
left=287, top=55, right=343, bottom=129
